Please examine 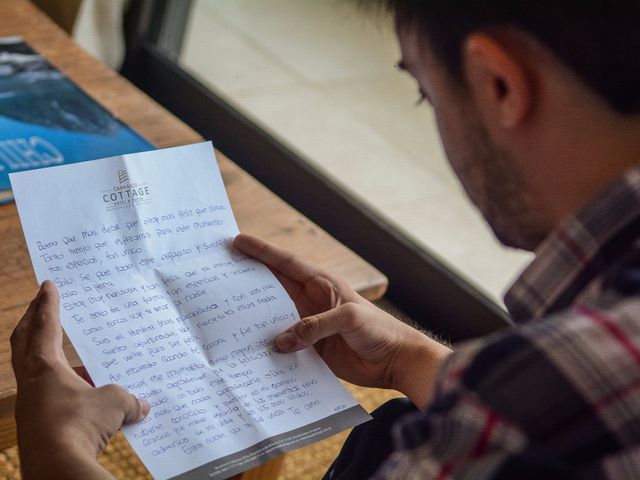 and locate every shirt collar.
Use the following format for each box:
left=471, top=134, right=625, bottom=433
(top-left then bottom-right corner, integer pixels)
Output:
left=504, top=167, right=640, bottom=323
